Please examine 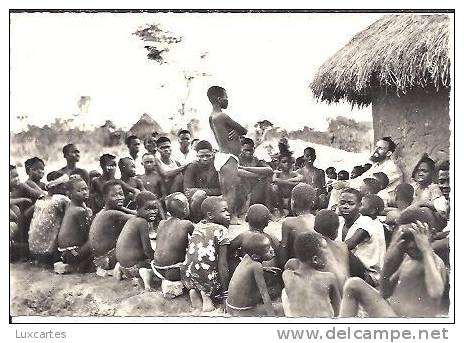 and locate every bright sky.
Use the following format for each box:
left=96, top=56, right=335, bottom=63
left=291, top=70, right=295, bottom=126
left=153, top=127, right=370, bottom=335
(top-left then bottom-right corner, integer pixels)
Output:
left=10, top=12, right=381, bottom=133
